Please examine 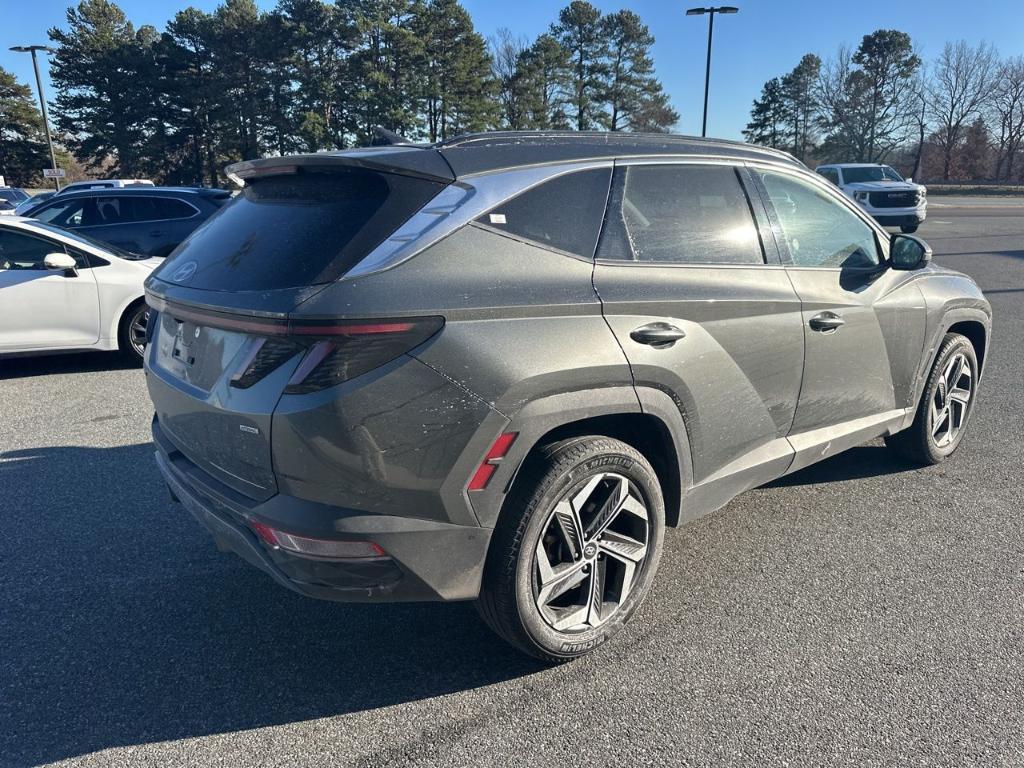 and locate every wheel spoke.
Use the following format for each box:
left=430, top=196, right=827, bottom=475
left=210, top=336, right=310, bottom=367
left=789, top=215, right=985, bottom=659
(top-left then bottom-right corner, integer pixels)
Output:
left=587, top=557, right=606, bottom=626
left=582, top=475, right=629, bottom=541
left=552, top=500, right=583, bottom=560
left=536, top=557, right=589, bottom=606
left=931, top=406, right=948, bottom=437
left=599, top=530, right=648, bottom=565
left=550, top=603, right=590, bottom=632
left=948, top=387, right=971, bottom=406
